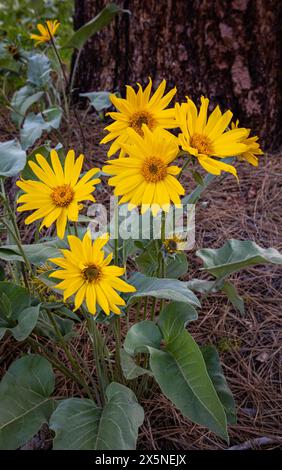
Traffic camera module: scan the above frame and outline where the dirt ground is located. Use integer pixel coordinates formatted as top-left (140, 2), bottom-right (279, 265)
top-left (0, 107), bottom-right (281, 450)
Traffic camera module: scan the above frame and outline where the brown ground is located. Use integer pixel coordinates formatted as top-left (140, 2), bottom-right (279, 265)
top-left (0, 107), bottom-right (281, 450)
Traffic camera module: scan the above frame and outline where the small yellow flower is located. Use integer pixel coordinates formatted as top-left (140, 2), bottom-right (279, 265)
top-left (49, 232), bottom-right (136, 315)
top-left (100, 78), bottom-right (177, 157)
top-left (175, 96), bottom-right (249, 178)
top-left (163, 235), bottom-right (187, 254)
top-left (103, 126), bottom-right (185, 216)
top-left (231, 120), bottom-right (263, 166)
top-left (17, 149), bottom-right (100, 239)
top-left (30, 20), bottom-right (60, 46)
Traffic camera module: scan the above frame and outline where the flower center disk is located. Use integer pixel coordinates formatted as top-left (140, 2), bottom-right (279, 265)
top-left (82, 264), bottom-right (102, 282)
top-left (51, 184), bottom-right (74, 207)
top-left (129, 111), bottom-right (156, 136)
top-left (190, 133), bottom-right (213, 154)
top-left (141, 156), bottom-right (167, 183)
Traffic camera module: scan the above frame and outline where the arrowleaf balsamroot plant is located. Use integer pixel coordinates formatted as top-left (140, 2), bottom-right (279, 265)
top-left (1, 11), bottom-right (282, 452)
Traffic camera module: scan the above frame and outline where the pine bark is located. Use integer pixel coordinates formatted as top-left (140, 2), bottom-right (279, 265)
top-left (72, 0), bottom-right (282, 150)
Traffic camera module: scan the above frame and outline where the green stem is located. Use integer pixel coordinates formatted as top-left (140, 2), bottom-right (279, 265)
top-left (46, 310), bottom-right (95, 401)
top-left (27, 337), bottom-right (88, 391)
top-left (86, 313), bottom-right (106, 405)
top-left (177, 156), bottom-right (190, 181)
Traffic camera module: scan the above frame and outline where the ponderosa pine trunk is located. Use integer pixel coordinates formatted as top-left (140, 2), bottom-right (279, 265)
top-left (72, 0), bottom-right (282, 151)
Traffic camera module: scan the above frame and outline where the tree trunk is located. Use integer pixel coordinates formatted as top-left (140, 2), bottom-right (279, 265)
top-left (72, 0), bottom-right (282, 151)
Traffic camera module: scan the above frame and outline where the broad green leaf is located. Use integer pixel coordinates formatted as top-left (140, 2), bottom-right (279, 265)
top-left (43, 107), bottom-right (63, 129)
top-left (124, 308), bottom-right (228, 440)
top-left (20, 108), bottom-right (62, 150)
top-left (50, 383), bottom-right (144, 450)
top-left (27, 54), bottom-right (51, 87)
top-left (127, 272), bottom-right (200, 308)
top-left (20, 113), bottom-right (49, 150)
top-left (149, 348), bottom-right (228, 440)
top-left (0, 240), bottom-right (63, 265)
top-left (80, 91), bottom-right (113, 112)
top-left (197, 239), bottom-right (282, 278)
top-left (0, 281), bottom-right (29, 314)
top-left (186, 278), bottom-right (217, 293)
top-left (124, 321), bottom-right (162, 357)
top-left (0, 354), bottom-right (55, 450)
top-left (36, 310), bottom-right (75, 342)
top-left (201, 345), bottom-right (236, 425)
top-left (11, 85), bottom-right (44, 127)
top-left (64, 4), bottom-right (127, 49)
top-left (158, 301), bottom-right (198, 334)
top-left (120, 348), bottom-right (152, 380)
top-left (166, 253), bottom-right (188, 278)
top-left (0, 140), bottom-right (26, 177)
top-left (222, 281), bottom-right (244, 314)
top-left (0, 282), bottom-right (40, 341)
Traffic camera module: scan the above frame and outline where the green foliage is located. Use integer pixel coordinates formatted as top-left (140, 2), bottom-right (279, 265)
top-left (197, 239), bottom-right (282, 278)
top-left (0, 240), bottom-right (63, 265)
top-left (80, 91), bottom-right (114, 113)
top-left (136, 240), bottom-right (188, 278)
top-left (124, 302), bottom-right (230, 441)
top-left (0, 354), bottom-right (56, 450)
top-left (128, 272), bottom-right (200, 307)
top-left (120, 348), bottom-right (152, 380)
top-left (50, 383), bottom-right (144, 450)
top-left (0, 139), bottom-right (26, 177)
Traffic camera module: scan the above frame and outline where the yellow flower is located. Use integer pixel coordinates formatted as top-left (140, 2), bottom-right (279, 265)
top-left (100, 78), bottom-right (177, 157)
top-left (49, 232), bottom-right (136, 315)
top-left (175, 96), bottom-right (249, 177)
top-left (231, 120), bottom-right (263, 166)
top-left (163, 234), bottom-right (187, 254)
top-left (17, 149), bottom-right (100, 239)
top-left (103, 126), bottom-right (185, 216)
top-left (30, 20), bottom-right (60, 46)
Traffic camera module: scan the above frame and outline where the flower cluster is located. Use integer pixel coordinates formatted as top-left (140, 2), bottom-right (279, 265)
top-left (16, 78), bottom-right (262, 316)
top-left (101, 79), bottom-right (263, 214)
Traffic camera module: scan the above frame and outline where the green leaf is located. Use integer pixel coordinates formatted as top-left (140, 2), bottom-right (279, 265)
top-left (222, 281), bottom-right (244, 314)
top-left (11, 85), bottom-right (44, 127)
top-left (20, 108), bottom-right (62, 150)
top-left (158, 301), bottom-right (198, 334)
top-left (201, 345), bottom-right (236, 425)
top-left (186, 278), bottom-right (217, 293)
top-left (158, 303), bottom-right (228, 440)
top-left (0, 354), bottom-right (55, 450)
top-left (64, 4), bottom-right (128, 49)
top-left (0, 282), bottom-right (40, 341)
top-left (0, 240), bottom-right (63, 265)
top-left (20, 113), bottom-right (48, 150)
top-left (36, 310), bottom-right (75, 342)
top-left (124, 305), bottom-right (228, 441)
top-left (127, 272), bottom-right (200, 308)
top-left (124, 321), bottom-right (162, 356)
top-left (197, 239), bottom-right (282, 278)
top-left (50, 383), bottom-right (144, 450)
top-left (166, 253), bottom-right (189, 278)
top-left (120, 348), bottom-right (152, 380)
top-left (0, 140), bottom-right (26, 177)
top-left (80, 91), bottom-right (113, 112)
top-left (27, 54), bottom-right (51, 88)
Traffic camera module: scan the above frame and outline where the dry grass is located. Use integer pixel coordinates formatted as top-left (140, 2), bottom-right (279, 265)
top-left (0, 108), bottom-right (281, 450)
